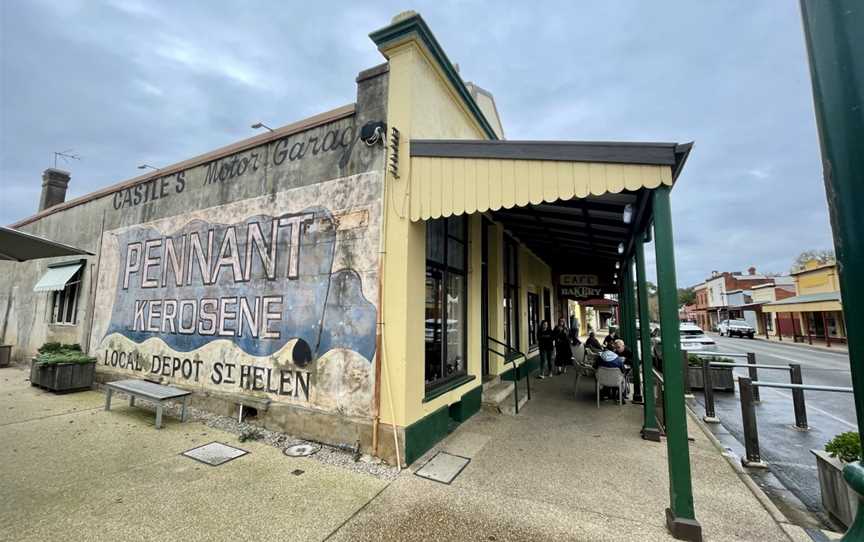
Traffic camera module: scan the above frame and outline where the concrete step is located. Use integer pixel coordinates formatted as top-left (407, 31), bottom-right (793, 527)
top-left (481, 380), bottom-right (513, 406)
top-left (499, 390), bottom-right (530, 416)
top-left (481, 375), bottom-right (501, 391)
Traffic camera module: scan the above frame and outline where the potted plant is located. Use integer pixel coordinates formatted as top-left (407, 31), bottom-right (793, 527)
top-left (812, 431), bottom-right (861, 528)
top-left (30, 343), bottom-right (96, 393)
top-left (0, 344), bottom-right (11, 368)
top-left (686, 354), bottom-right (735, 392)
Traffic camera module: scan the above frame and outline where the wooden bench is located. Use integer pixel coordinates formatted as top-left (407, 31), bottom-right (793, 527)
top-left (104, 379), bottom-right (191, 429)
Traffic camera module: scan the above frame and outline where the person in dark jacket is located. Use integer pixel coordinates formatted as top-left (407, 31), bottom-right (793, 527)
top-left (537, 320), bottom-right (554, 378)
top-left (603, 327), bottom-right (621, 349)
top-left (585, 331), bottom-right (603, 351)
top-left (553, 318), bottom-right (572, 374)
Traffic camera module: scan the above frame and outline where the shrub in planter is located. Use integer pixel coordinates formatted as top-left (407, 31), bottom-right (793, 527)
top-left (30, 343), bottom-right (96, 392)
top-left (686, 355), bottom-right (735, 391)
top-left (813, 432), bottom-right (861, 528)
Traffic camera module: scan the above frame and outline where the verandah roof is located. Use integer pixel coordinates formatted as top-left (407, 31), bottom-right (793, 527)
top-left (408, 140), bottom-right (691, 222)
top-left (406, 139), bottom-right (692, 271)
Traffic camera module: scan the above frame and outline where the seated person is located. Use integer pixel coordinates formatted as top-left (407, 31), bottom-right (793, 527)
top-left (597, 348), bottom-right (629, 401)
top-left (612, 339), bottom-right (633, 371)
top-left (585, 331), bottom-right (603, 351)
top-left (603, 327), bottom-right (620, 349)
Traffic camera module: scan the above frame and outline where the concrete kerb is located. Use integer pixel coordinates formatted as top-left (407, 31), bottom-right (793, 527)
top-left (685, 405), bottom-right (796, 534)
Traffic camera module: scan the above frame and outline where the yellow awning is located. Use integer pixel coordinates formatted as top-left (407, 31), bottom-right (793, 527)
top-left (407, 140), bottom-right (690, 222)
top-left (763, 300), bottom-right (842, 313)
top-left (763, 291), bottom-right (842, 313)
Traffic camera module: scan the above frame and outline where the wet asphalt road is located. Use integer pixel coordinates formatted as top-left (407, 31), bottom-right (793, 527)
top-left (690, 335), bottom-right (856, 522)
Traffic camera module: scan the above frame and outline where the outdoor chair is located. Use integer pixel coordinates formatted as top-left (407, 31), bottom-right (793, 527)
top-left (596, 366), bottom-right (625, 408)
top-left (573, 345), bottom-right (597, 398)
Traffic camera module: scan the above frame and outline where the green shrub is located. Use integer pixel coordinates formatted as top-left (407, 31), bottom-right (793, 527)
top-left (825, 432), bottom-right (862, 463)
top-left (687, 354), bottom-right (734, 367)
top-left (35, 343), bottom-right (95, 364)
top-left (37, 342), bottom-right (64, 354)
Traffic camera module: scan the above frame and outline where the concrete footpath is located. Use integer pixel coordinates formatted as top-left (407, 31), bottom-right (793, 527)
top-left (0, 366), bottom-right (835, 541)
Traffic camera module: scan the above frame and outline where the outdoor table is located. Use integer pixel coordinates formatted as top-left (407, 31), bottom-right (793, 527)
top-left (104, 379), bottom-right (191, 429)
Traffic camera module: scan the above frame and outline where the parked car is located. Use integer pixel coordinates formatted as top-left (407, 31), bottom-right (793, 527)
top-left (718, 319), bottom-right (755, 339)
top-left (650, 322), bottom-right (717, 356)
top-left (679, 322), bottom-right (718, 351)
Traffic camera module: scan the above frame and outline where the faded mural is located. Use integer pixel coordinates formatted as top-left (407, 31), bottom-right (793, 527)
top-left (90, 172), bottom-right (382, 417)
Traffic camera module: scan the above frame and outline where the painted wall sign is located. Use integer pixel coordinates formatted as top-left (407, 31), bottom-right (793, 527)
top-left (91, 173), bottom-right (383, 417)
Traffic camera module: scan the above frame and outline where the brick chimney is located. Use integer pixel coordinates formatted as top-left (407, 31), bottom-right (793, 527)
top-left (748, 266), bottom-right (757, 275)
top-left (39, 168), bottom-right (70, 211)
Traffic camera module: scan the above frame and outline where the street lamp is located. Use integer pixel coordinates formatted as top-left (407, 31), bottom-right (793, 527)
top-left (251, 122), bottom-right (274, 133)
top-left (623, 204), bottom-right (633, 224)
top-left (137, 164), bottom-right (159, 171)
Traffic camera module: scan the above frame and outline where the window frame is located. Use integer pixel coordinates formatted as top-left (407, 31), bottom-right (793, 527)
top-left (503, 235), bottom-right (520, 354)
top-left (527, 291), bottom-right (539, 349)
top-left (424, 216), bottom-right (469, 393)
top-left (51, 268), bottom-right (83, 326)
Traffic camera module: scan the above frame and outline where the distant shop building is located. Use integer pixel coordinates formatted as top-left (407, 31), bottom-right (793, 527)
top-left (763, 260), bottom-right (846, 346)
top-left (691, 267), bottom-right (776, 330)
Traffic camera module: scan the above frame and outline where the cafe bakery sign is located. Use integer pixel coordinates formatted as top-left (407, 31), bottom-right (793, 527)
top-left (559, 274), bottom-right (605, 298)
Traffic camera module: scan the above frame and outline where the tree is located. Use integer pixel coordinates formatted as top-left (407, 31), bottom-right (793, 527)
top-left (791, 249), bottom-right (835, 272)
top-left (678, 287), bottom-right (696, 306)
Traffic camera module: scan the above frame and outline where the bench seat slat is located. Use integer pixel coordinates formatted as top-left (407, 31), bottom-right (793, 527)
top-left (106, 379), bottom-right (191, 401)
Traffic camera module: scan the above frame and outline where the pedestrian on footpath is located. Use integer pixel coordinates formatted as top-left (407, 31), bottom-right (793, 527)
top-left (553, 318), bottom-right (573, 375)
top-left (538, 320), bottom-right (554, 379)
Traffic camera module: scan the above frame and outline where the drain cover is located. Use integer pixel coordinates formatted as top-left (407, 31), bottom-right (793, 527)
top-left (283, 443), bottom-right (321, 457)
top-left (182, 442), bottom-right (248, 466)
top-left (414, 451), bottom-right (470, 484)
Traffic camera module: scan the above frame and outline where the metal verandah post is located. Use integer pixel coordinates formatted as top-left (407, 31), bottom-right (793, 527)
top-left (801, 3), bottom-right (864, 539)
top-left (625, 257), bottom-right (644, 404)
top-left (636, 233), bottom-right (660, 441)
top-left (653, 185), bottom-right (701, 541)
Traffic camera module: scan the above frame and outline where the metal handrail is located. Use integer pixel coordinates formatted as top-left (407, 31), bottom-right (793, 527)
top-left (486, 337), bottom-right (532, 413)
top-left (698, 353), bottom-right (805, 423)
top-left (749, 381), bottom-right (854, 393)
top-left (737, 375), bottom-right (857, 468)
top-left (708, 362), bottom-right (794, 370)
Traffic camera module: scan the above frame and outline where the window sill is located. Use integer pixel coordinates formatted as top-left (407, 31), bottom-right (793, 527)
top-left (49, 322), bottom-right (78, 327)
top-left (423, 374), bottom-right (476, 403)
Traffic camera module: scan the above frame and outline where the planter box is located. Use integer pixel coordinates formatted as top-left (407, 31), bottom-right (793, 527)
top-left (687, 365), bottom-right (734, 392)
top-left (0, 345), bottom-right (11, 368)
top-left (30, 360), bottom-right (95, 392)
top-left (812, 449), bottom-right (859, 528)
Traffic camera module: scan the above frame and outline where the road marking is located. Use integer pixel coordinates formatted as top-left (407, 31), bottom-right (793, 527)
top-left (761, 387), bottom-right (858, 430)
top-left (718, 340), bottom-right (850, 371)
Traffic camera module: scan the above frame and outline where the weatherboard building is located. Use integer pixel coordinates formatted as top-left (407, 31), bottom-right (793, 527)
top-left (2, 13), bottom-right (705, 537)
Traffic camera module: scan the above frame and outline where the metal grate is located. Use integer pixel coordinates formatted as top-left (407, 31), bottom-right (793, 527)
top-left (182, 442), bottom-right (248, 466)
top-left (414, 451), bottom-right (471, 484)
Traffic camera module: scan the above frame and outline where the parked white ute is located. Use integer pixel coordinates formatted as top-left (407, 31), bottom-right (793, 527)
top-left (680, 322), bottom-right (718, 351)
top-left (718, 319), bottom-right (755, 339)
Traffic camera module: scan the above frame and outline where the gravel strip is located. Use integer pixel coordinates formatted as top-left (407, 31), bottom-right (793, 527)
top-left (106, 391), bottom-right (401, 481)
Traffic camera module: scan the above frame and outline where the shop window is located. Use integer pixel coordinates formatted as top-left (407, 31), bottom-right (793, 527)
top-left (527, 292), bottom-right (539, 348)
top-left (51, 268), bottom-right (82, 325)
top-left (503, 236), bottom-right (520, 353)
top-left (425, 216), bottom-right (468, 391)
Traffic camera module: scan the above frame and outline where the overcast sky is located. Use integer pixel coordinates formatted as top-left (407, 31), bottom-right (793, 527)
top-left (0, 1), bottom-right (834, 286)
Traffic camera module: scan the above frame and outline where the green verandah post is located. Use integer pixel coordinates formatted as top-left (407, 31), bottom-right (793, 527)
top-left (625, 257), bottom-right (644, 403)
top-left (653, 185), bottom-right (701, 541)
top-left (800, 3), bottom-right (864, 539)
top-left (636, 232), bottom-right (660, 441)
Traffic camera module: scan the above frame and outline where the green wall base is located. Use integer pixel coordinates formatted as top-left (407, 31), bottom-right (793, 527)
top-left (404, 385), bottom-right (483, 465)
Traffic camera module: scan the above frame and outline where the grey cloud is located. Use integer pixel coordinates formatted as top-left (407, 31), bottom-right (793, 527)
top-left (0, 1), bottom-right (833, 286)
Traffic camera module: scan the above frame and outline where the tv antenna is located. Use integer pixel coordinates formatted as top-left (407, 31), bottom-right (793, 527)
top-left (52, 149), bottom-right (81, 168)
